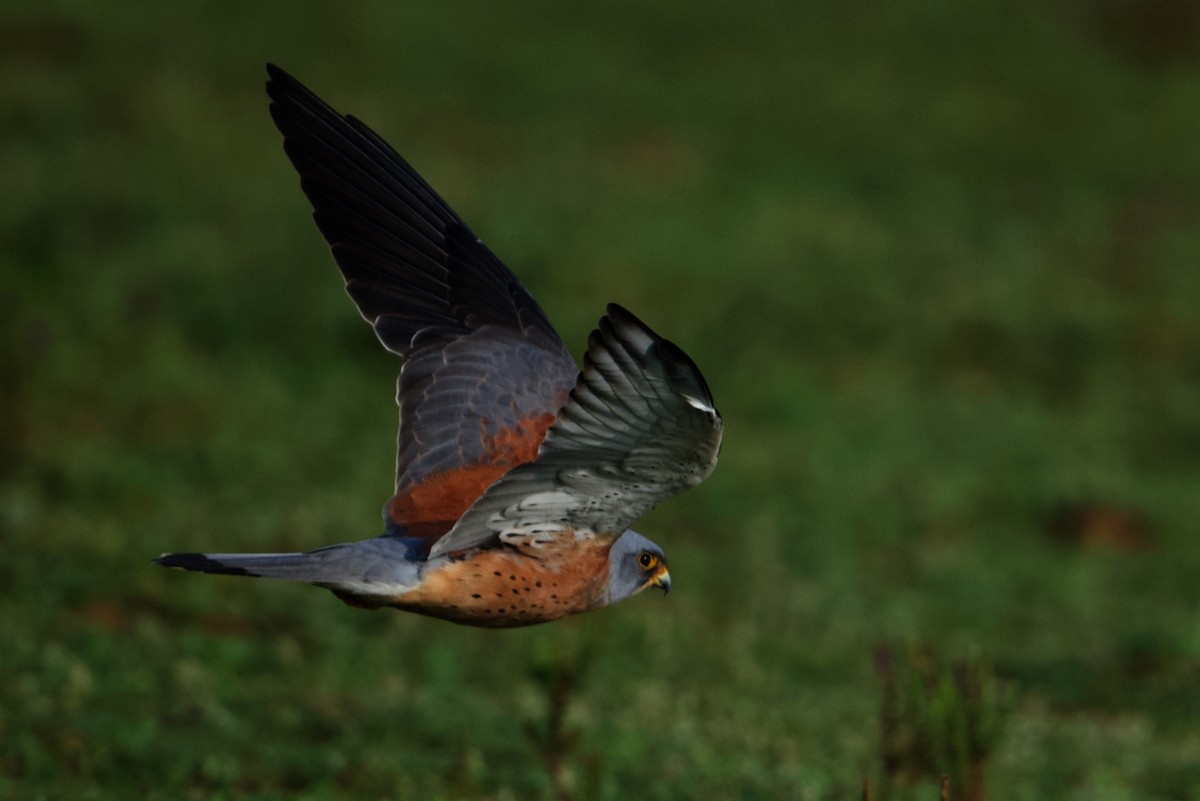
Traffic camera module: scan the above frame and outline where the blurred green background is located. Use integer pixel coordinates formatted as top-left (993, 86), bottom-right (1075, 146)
top-left (4, 0), bottom-right (1200, 798)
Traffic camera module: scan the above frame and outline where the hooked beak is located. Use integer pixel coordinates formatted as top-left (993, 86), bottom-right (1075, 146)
top-left (650, 565), bottom-right (672, 595)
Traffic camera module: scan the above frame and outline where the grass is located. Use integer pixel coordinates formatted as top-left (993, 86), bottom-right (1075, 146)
top-left (3, 0), bottom-right (1200, 798)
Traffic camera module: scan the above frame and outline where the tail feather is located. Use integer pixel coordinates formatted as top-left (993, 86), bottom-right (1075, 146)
top-left (154, 538), bottom-right (425, 591)
top-left (154, 551), bottom-right (318, 580)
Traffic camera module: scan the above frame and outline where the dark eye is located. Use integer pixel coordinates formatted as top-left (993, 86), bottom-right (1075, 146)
top-left (638, 552), bottom-right (657, 569)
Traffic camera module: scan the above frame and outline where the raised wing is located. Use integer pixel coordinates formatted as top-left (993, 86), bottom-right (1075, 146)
top-left (266, 65), bottom-right (579, 541)
top-left (429, 304), bottom-right (722, 557)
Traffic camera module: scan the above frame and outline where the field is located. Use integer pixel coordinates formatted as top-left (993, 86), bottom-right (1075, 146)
top-left (4, 0), bottom-right (1200, 798)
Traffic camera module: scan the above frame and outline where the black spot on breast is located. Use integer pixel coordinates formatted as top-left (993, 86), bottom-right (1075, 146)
top-left (472, 594), bottom-right (482, 599)
top-left (535, 580), bottom-right (542, 587)
top-left (509, 575), bottom-right (516, 581)
top-left (493, 571), bottom-right (502, 576)
top-left (511, 589), bottom-right (519, 595)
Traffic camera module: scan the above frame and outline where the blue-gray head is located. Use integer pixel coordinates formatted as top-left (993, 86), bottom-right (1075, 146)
top-left (605, 530), bottom-right (671, 605)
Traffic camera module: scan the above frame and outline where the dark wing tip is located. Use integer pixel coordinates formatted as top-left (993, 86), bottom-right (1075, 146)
top-left (265, 63), bottom-right (296, 106)
top-left (599, 303), bottom-right (718, 413)
top-left (264, 63), bottom-right (302, 99)
top-left (154, 553), bottom-right (252, 576)
top-left (264, 64), bottom-right (336, 131)
top-left (605, 301), bottom-right (633, 319)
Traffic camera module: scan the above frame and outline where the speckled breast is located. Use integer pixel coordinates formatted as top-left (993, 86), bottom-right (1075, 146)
top-left (390, 537), bottom-right (613, 627)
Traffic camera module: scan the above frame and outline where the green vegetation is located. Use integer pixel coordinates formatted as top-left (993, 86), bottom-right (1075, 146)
top-left (4, 0), bottom-right (1200, 798)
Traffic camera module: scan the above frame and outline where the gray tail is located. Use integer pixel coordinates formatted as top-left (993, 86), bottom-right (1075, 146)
top-left (154, 551), bottom-right (329, 581)
top-left (154, 539), bottom-right (421, 590)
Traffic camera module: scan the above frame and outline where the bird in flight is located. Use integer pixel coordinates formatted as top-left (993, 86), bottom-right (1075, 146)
top-left (155, 65), bottom-right (723, 627)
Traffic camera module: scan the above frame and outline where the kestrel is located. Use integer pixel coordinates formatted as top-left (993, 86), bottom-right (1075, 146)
top-left (155, 65), bottom-right (723, 628)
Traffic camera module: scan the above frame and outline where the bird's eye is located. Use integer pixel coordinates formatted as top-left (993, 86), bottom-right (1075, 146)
top-left (638, 552), bottom-right (657, 569)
